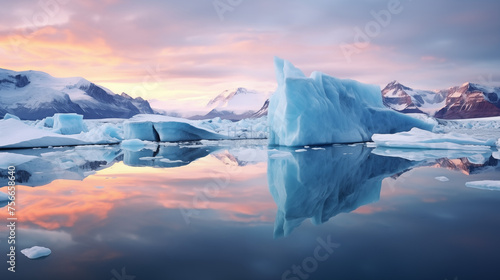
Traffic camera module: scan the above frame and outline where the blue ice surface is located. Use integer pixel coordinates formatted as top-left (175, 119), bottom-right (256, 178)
top-left (268, 57), bottom-right (434, 146)
top-left (3, 113), bottom-right (20, 120)
top-left (124, 118), bottom-right (226, 142)
top-left (44, 116), bottom-right (54, 128)
top-left (52, 113), bottom-right (88, 135)
top-left (124, 121), bottom-right (159, 141)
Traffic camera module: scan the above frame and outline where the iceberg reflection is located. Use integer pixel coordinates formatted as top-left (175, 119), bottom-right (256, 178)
top-left (268, 144), bottom-right (418, 237)
top-left (123, 144), bottom-right (222, 168)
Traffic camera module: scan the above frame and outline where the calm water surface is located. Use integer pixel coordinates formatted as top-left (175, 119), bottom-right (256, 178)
top-left (1, 141), bottom-right (500, 280)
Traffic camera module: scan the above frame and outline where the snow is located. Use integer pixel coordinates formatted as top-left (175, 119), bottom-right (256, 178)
top-left (21, 246), bottom-right (51, 259)
top-left (206, 88), bottom-right (269, 115)
top-left (53, 113), bottom-right (87, 135)
top-left (268, 57), bottom-right (434, 146)
top-left (465, 180), bottom-right (500, 191)
top-left (372, 128), bottom-right (497, 150)
top-left (3, 113), bottom-right (20, 120)
top-left (435, 176), bottom-right (449, 182)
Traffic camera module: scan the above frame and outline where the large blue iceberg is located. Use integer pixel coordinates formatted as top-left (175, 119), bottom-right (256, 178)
top-left (268, 58), bottom-right (434, 146)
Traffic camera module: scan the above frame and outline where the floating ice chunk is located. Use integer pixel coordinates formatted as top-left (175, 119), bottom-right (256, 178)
top-left (295, 149), bottom-right (307, 152)
top-left (268, 57), bottom-right (433, 146)
top-left (435, 176), bottom-right (449, 182)
top-left (0, 119), bottom-right (88, 148)
top-left (311, 147), bottom-right (326, 151)
top-left (124, 114), bottom-right (226, 142)
top-left (3, 113), bottom-right (20, 120)
top-left (153, 122), bottom-right (226, 142)
top-left (466, 180), bottom-right (500, 191)
top-left (21, 246), bottom-right (51, 259)
top-left (372, 128), bottom-right (496, 150)
top-left (53, 113), bottom-right (88, 135)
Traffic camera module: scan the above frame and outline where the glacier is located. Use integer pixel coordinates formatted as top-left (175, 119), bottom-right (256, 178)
top-left (268, 57), bottom-right (434, 146)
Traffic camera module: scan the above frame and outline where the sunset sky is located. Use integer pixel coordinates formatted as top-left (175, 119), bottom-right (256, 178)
top-left (1, 0), bottom-right (499, 112)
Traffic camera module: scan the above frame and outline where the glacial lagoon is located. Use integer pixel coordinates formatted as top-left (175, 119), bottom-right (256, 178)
top-left (1, 141), bottom-right (500, 280)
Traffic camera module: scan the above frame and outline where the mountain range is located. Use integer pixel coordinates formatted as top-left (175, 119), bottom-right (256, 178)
top-left (190, 87), bottom-right (269, 120)
top-left (382, 81), bottom-right (500, 119)
top-left (0, 69), bottom-right (155, 120)
top-left (1, 67), bottom-right (499, 121)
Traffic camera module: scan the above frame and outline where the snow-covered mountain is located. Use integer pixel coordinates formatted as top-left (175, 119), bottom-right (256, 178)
top-left (434, 83), bottom-right (500, 119)
top-left (382, 81), bottom-right (500, 119)
top-left (0, 68), bottom-right (155, 120)
top-left (382, 81), bottom-right (447, 115)
top-left (192, 88), bottom-right (269, 120)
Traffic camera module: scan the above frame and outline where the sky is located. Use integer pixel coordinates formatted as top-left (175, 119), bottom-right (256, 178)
top-left (0, 0), bottom-right (499, 112)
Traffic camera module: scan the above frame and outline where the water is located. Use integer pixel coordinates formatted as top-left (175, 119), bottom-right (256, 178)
top-left (1, 141), bottom-right (500, 280)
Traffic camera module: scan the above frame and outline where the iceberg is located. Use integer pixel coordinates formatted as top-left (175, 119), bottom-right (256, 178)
top-left (435, 176), bottom-right (450, 182)
top-left (52, 113), bottom-right (87, 135)
top-left (465, 180), bottom-right (500, 191)
top-left (124, 121), bottom-right (159, 141)
top-left (268, 57), bottom-right (434, 146)
top-left (0, 119), bottom-right (88, 148)
top-left (124, 115), bottom-right (227, 142)
top-left (21, 246), bottom-right (51, 259)
top-left (372, 128), bottom-right (497, 150)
